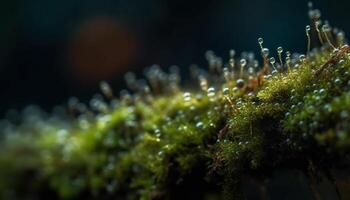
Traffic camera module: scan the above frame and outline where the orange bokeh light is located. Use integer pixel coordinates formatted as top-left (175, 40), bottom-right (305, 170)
top-left (69, 16), bottom-right (137, 84)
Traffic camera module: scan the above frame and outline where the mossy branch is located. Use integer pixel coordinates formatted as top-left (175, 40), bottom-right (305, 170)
top-left (1, 3), bottom-right (350, 200)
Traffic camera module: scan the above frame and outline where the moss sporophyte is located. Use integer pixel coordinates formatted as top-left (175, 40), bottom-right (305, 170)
top-left (1, 2), bottom-right (350, 200)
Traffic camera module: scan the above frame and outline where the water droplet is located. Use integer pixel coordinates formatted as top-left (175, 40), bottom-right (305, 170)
top-left (222, 87), bottom-right (230, 96)
top-left (253, 60), bottom-right (259, 68)
top-left (231, 87), bottom-right (238, 94)
top-left (183, 92), bottom-right (192, 102)
top-left (299, 54), bottom-right (306, 63)
top-left (207, 87), bottom-right (216, 101)
top-left (229, 58), bottom-right (235, 68)
top-left (306, 25), bottom-right (311, 32)
top-left (299, 121), bottom-right (304, 126)
top-left (319, 88), bottom-right (325, 94)
top-left (309, 9), bottom-right (321, 19)
top-left (324, 104), bottom-right (332, 112)
top-left (229, 49), bottom-right (235, 58)
top-left (158, 151), bottom-right (164, 157)
top-left (308, 1), bottom-right (313, 9)
top-left (199, 76), bottom-right (208, 92)
top-left (291, 105), bottom-right (296, 110)
top-left (286, 51), bottom-right (291, 57)
top-left (286, 138), bottom-right (291, 145)
top-left (333, 48), bottom-right (340, 55)
top-left (262, 48), bottom-right (269, 57)
top-left (340, 110), bottom-right (349, 119)
top-left (334, 78), bottom-right (341, 85)
top-left (196, 122), bottom-right (204, 129)
top-left (277, 47), bottom-right (283, 54)
top-left (322, 24), bottom-right (330, 32)
top-left (236, 79), bottom-right (245, 88)
top-left (100, 81), bottom-right (113, 98)
top-left (155, 129), bottom-right (161, 137)
top-left (240, 59), bottom-right (247, 68)
top-left (223, 67), bottom-right (230, 80)
top-left (286, 57), bottom-right (291, 66)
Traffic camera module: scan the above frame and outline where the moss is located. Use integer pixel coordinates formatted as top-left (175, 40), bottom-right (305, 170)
top-left (2, 4), bottom-right (350, 200)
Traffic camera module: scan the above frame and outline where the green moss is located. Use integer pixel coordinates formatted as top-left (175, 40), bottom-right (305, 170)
top-left (2, 5), bottom-right (350, 200)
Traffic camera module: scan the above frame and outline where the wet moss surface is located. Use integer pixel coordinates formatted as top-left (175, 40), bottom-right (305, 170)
top-left (1, 4), bottom-right (350, 200)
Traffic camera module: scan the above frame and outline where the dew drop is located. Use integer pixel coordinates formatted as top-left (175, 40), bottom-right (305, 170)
top-left (240, 59), bottom-right (247, 68)
top-left (229, 49), bottom-right (236, 58)
top-left (319, 88), bottom-right (325, 95)
top-left (277, 47), bottom-right (283, 54)
top-left (99, 81), bottom-right (113, 98)
top-left (322, 24), bottom-right (330, 32)
top-left (229, 58), bottom-right (235, 68)
top-left (340, 110), bottom-right (349, 119)
top-left (207, 87), bottom-right (216, 101)
top-left (236, 79), bottom-right (245, 88)
top-left (285, 112), bottom-right (290, 118)
top-left (158, 151), bottom-right (164, 157)
top-left (332, 48), bottom-right (340, 55)
top-left (196, 122), bottom-right (204, 129)
top-left (306, 25), bottom-right (311, 32)
top-left (199, 76), bottom-right (208, 92)
top-left (308, 1), bottom-right (313, 9)
top-left (222, 87), bottom-right (230, 96)
top-left (155, 129), bottom-right (161, 137)
top-left (262, 48), bottom-right (270, 57)
top-left (334, 78), bottom-right (341, 85)
top-left (183, 92), bottom-right (192, 102)
top-left (253, 60), bottom-right (259, 68)
top-left (286, 51), bottom-right (291, 57)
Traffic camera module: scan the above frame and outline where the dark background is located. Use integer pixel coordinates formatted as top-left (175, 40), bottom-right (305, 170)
top-left (0, 0), bottom-right (349, 115)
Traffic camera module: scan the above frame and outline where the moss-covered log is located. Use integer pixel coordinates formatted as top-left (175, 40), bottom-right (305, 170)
top-left (1, 3), bottom-right (350, 200)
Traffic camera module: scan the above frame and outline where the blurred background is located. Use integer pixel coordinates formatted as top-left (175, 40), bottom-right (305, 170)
top-left (0, 0), bottom-right (349, 115)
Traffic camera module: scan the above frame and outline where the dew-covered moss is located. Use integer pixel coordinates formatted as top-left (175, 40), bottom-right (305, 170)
top-left (1, 3), bottom-right (350, 200)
